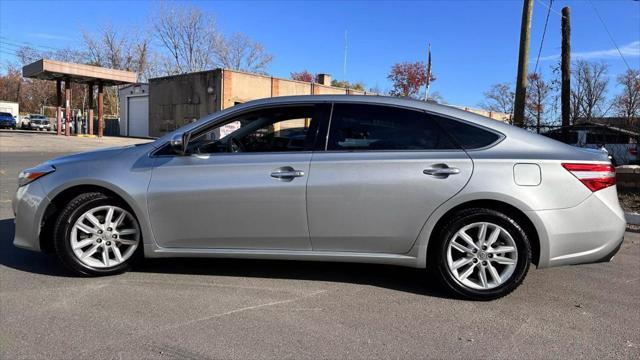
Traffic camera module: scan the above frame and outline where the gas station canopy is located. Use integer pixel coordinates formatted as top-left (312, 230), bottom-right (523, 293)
top-left (23, 59), bottom-right (136, 86)
top-left (22, 59), bottom-right (137, 137)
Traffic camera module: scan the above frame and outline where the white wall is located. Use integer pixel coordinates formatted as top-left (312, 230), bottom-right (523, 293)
top-left (0, 101), bottom-right (19, 117)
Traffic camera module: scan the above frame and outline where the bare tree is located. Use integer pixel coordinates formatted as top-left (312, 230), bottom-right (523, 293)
top-left (0, 66), bottom-right (22, 103)
top-left (214, 32), bottom-right (273, 74)
top-left (82, 24), bottom-right (153, 80)
top-left (153, 3), bottom-right (218, 74)
top-left (612, 68), bottom-right (640, 127)
top-left (571, 60), bottom-right (609, 123)
top-left (525, 72), bottom-right (552, 132)
top-left (480, 83), bottom-right (515, 121)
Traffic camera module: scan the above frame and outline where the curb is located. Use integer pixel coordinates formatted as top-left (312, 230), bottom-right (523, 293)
top-left (626, 212), bottom-right (640, 225)
top-left (0, 129), bottom-right (56, 135)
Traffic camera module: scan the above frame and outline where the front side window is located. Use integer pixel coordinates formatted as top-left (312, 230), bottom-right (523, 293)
top-left (187, 106), bottom-right (319, 154)
top-left (327, 104), bottom-right (458, 151)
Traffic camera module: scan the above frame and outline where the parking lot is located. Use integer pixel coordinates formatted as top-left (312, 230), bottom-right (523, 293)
top-left (1, 132), bottom-right (639, 359)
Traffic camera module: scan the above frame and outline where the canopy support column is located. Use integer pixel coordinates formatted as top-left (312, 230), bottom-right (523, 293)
top-left (98, 82), bottom-right (104, 138)
top-left (56, 79), bottom-right (62, 135)
top-left (87, 82), bottom-right (94, 135)
top-left (64, 78), bottom-right (71, 136)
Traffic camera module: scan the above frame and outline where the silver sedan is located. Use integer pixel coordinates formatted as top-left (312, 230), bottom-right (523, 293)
top-left (13, 95), bottom-right (626, 300)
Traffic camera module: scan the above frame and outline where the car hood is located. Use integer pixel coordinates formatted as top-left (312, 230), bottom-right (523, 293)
top-left (44, 144), bottom-right (144, 166)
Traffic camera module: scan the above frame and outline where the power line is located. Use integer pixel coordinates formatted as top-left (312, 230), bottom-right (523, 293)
top-left (588, 0), bottom-right (633, 72)
top-left (534, 0), bottom-right (553, 74)
top-left (0, 37), bottom-right (62, 52)
top-left (535, 0), bottom-right (565, 19)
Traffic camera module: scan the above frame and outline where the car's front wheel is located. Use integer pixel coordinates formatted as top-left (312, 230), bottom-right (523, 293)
top-left (53, 192), bottom-right (141, 276)
top-left (431, 208), bottom-right (531, 300)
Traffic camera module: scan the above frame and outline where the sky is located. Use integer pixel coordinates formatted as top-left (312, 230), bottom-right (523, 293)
top-left (1, 0), bottom-right (639, 108)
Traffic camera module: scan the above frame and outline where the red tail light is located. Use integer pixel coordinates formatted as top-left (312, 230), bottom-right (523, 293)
top-left (630, 146), bottom-right (638, 156)
top-left (562, 163), bottom-right (616, 192)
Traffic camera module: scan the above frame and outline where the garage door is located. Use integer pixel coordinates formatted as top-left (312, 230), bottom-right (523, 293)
top-left (127, 96), bottom-right (148, 137)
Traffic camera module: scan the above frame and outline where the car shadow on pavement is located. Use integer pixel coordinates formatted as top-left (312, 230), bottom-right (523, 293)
top-left (135, 257), bottom-right (451, 298)
top-left (0, 218), bottom-right (70, 277)
top-left (0, 217), bottom-right (451, 297)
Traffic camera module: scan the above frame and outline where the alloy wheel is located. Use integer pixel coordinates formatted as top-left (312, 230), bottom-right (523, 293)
top-left (70, 205), bottom-right (140, 268)
top-left (445, 222), bottom-right (518, 290)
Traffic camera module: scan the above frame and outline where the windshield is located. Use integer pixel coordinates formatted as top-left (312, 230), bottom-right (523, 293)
top-left (0, 112), bottom-right (12, 117)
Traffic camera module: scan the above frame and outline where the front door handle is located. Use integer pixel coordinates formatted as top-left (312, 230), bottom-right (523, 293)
top-left (271, 170), bottom-right (305, 178)
top-left (423, 165), bottom-right (460, 177)
top-left (271, 166), bottom-right (305, 181)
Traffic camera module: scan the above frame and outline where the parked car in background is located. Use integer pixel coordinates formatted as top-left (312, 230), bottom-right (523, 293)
top-left (0, 112), bottom-right (17, 129)
top-left (13, 95), bottom-right (626, 300)
top-left (21, 114), bottom-right (52, 131)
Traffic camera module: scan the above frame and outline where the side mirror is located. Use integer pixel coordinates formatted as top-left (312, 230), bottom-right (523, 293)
top-left (170, 133), bottom-right (187, 155)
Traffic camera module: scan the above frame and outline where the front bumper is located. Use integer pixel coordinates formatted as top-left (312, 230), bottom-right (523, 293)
top-left (13, 181), bottom-right (50, 252)
top-left (0, 121), bottom-right (16, 127)
top-left (531, 186), bottom-right (627, 268)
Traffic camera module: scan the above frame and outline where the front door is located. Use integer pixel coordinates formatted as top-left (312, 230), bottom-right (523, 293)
top-left (147, 104), bottom-right (326, 250)
top-left (307, 103), bottom-right (473, 254)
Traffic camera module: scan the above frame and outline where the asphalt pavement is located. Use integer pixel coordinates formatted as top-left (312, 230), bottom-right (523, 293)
top-left (1, 132), bottom-right (638, 359)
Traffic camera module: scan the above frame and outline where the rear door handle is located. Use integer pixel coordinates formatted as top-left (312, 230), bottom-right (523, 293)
top-left (423, 165), bottom-right (460, 177)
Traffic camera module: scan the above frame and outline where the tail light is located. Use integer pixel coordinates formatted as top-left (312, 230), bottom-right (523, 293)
top-left (630, 146), bottom-right (638, 156)
top-left (561, 163), bottom-right (616, 192)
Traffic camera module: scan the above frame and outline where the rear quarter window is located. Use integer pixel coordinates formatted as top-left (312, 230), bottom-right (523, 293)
top-left (436, 117), bottom-right (502, 149)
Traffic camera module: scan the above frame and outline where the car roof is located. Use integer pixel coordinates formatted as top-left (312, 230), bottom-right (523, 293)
top-left (154, 95), bottom-right (598, 161)
top-left (177, 95), bottom-right (515, 135)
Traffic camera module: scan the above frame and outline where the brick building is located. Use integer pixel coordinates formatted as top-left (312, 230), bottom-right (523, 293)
top-left (147, 69), bottom-right (372, 137)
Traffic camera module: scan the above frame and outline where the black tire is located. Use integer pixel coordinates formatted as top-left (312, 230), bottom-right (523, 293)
top-left (430, 208), bottom-right (531, 301)
top-left (53, 192), bottom-right (141, 276)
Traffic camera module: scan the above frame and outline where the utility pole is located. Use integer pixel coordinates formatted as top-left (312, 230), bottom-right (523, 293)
top-left (561, 6), bottom-right (571, 140)
top-left (513, 0), bottom-right (534, 127)
top-left (424, 43), bottom-right (432, 101)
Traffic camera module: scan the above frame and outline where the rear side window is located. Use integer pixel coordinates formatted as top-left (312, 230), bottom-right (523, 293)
top-left (327, 104), bottom-right (459, 151)
top-left (436, 118), bottom-right (501, 149)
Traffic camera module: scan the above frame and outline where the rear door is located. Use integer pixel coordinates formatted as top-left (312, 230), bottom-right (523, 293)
top-left (307, 103), bottom-right (473, 254)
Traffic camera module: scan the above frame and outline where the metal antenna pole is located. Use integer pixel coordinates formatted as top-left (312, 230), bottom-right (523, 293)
top-left (343, 30), bottom-right (348, 81)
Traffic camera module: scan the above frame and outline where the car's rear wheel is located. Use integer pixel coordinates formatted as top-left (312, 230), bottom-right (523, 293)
top-left (431, 208), bottom-right (531, 300)
top-left (53, 192), bottom-right (141, 276)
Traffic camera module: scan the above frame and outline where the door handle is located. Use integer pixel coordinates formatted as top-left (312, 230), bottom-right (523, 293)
top-left (423, 165), bottom-right (460, 176)
top-left (270, 170), bottom-right (305, 179)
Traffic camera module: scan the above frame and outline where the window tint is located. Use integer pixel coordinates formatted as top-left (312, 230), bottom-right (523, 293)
top-left (436, 118), bottom-right (501, 149)
top-left (327, 104), bottom-right (458, 151)
top-left (188, 106), bottom-right (319, 154)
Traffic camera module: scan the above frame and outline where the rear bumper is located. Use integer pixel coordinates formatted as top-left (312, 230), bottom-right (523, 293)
top-left (588, 237), bottom-right (623, 263)
top-left (530, 186), bottom-right (627, 268)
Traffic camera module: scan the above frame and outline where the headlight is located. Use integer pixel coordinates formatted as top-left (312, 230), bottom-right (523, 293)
top-left (18, 164), bottom-right (55, 187)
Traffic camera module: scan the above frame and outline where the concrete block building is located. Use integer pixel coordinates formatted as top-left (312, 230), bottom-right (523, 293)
top-left (148, 69), bottom-right (372, 137)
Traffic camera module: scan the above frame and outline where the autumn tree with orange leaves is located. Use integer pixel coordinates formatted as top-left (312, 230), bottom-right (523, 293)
top-left (387, 61), bottom-right (433, 99)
